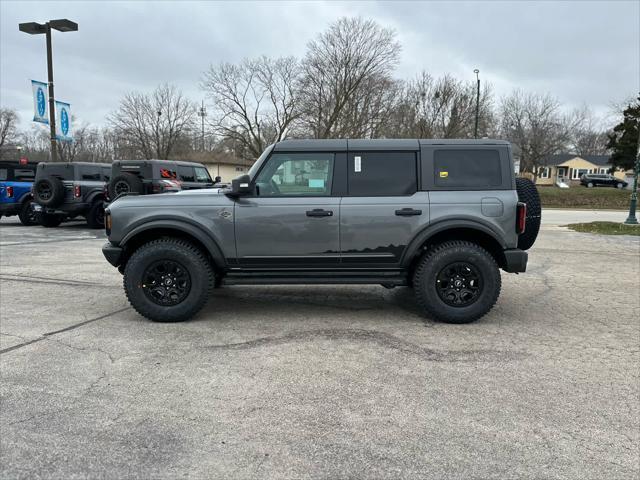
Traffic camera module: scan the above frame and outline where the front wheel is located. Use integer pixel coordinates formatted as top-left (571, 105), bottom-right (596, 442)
top-left (86, 201), bottom-right (105, 229)
top-left (587, 182), bottom-right (594, 188)
top-left (123, 238), bottom-right (214, 322)
top-left (616, 183), bottom-right (624, 189)
top-left (413, 241), bottom-right (501, 324)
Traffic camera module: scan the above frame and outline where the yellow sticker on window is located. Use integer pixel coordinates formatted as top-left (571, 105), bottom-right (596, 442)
top-left (439, 171), bottom-right (448, 178)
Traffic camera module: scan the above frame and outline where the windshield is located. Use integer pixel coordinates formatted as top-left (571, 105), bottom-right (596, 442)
top-left (247, 144), bottom-right (274, 179)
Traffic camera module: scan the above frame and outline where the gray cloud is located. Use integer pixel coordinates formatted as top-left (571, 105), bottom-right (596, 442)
top-left (1, 0), bottom-right (638, 130)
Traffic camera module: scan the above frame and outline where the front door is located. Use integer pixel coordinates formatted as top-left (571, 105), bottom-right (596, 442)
top-left (234, 151), bottom-right (340, 267)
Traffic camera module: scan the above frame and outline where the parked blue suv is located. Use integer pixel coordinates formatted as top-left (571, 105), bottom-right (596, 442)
top-left (0, 157), bottom-right (39, 226)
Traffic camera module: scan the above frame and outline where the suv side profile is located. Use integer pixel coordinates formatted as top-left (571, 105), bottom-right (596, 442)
top-left (33, 162), bottom-right (110, 228)
top-left (103, 139), bottom-right (541, 324)
top-left (107, 160), bottom-right (213, 199)
top-left (0, 158), bottom-right (39, 225)
top-left (580, 173), bottom-right (627, 189)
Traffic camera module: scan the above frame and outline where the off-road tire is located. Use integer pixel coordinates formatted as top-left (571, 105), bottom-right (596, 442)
top-left (109, 173), bottom-right (143, 199)
top-left (38, 212), bottom-right (63, 228)
top-left (123, 238), bottom-right (214, 322)
top-left (34, 177), bottom-right (65, 207)
top-left (18, 198), bottom-right (38, 226)
top-left (515, 178), bottom-right (541, 250)
top-left (413, 241), bottom-right (501, 324)
top-left (86, 200), bottom-right (105, 229)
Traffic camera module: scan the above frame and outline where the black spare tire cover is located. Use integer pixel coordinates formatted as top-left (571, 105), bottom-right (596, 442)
top-left (515, 177), bottom-right (541, 250)
top-left (34, 177), bottom-right (65, 207)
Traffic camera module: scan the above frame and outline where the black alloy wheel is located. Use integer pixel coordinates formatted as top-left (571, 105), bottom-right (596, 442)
top-left (436, 262), bottom-right (483, 307)
top-left (141, 260), bottom-right (192, 306)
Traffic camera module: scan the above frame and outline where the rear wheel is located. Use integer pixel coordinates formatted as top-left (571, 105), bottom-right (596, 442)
top-left (86, 201), bottom-right (105, 229)
top-left (18, 199), bottom-right (38, 226)
top-left (123, 238), bottom-right (214, 322)
top-left (38, 212), bottom-right (63, 228)
top-left (413, 241), bottom-right (501, 324)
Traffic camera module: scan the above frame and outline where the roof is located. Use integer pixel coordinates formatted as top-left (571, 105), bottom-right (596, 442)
top-left (39, 161), bottom-right (111, 167)
top-left (114, 159), bottom-right (207, 168)
top-left (541, 154), bottom-right (611, 167)
top-left (273, 138), bottom-right (509, 152)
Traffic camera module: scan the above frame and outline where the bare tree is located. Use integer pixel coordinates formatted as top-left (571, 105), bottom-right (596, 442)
top-left (202, 56), bottom-right (300, 160)
top-left (299, 17), bottom-right (401, 138)
top-left (108, 84), bottom-right (197, 159)
top-left (0, 109), bottom-right (19, 148)
top-left (384, 72), bottom-right (496, 139)
top-left (500, 90), bottom-right (572, 175)
top-left (568, 106), bottom-right (611, 156)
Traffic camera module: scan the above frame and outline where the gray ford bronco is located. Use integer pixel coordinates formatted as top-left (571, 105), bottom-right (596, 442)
top-left (103, 139), bottom-right (540, 324)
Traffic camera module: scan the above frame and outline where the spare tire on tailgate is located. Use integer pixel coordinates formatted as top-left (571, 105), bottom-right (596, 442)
top-left (109, 173), bottom-right (143, 199)
top-left (515, 178), bottom-right (541, 250)
top-left (34, 177), bottom-right (65, 207)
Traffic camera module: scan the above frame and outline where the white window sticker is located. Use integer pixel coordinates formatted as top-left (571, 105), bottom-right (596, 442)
top-left (308, 179), bottom-right (325, 188)
top-left (354, 156), bottom-right (361, 172)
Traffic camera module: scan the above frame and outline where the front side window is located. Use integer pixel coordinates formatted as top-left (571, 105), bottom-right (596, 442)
top-left (194, 167), bottom-right (211, 183)
top-left (255, 153), bottom-right (334, 196)
top-left (434, 149), bottom-right (501, 188)
top-left (349, 152), bottom-right (417, 196)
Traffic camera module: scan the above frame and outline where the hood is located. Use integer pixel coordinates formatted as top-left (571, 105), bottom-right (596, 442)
top-left (109, 188), bottom-right (232, 209)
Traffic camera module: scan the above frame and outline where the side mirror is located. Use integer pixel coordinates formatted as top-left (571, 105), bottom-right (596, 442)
top-left (228, 174), bottom-right (252, 196)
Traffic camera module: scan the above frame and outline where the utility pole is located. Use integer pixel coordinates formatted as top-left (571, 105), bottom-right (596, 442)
top-left (474, 69), bottom-right (480, 139)
top-left (198, 101), bottom-right (206, 151)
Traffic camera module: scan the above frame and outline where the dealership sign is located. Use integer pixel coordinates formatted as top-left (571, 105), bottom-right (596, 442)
top-left (31, 80), bottom-right (49, 124)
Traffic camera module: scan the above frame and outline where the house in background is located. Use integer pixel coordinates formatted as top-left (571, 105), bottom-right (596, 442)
top-left (533, 154), bottom-right (627, 187)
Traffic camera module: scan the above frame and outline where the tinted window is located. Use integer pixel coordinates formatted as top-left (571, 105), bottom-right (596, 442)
top-left (434, 149), bottom-right (501, 188)
top-left (14, 169), bottom-right (35, 181)
top-left (178, 166), bottom-right (195, 182)
top-left (349, 152), bottom-right (416, 196)
top-left (0, 169), bottom-right (7, 181)
top-left (255, 153), bottom-right (334, 196)
top-left (159, 167), bottom-right (177, 179)
top-left (194, 167), bottom-right (211, 183)
top-left (80, 165), bottom-right (102, 181)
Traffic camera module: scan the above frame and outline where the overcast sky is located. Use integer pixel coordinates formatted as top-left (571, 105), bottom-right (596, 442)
top-left (1, 0), bottom-right (638, 131)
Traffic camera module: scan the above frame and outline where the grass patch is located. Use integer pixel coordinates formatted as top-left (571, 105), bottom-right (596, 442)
top-left (565, 221), bottom-right (640, 236)
top-left (538, 186), bottom-right (630, 209)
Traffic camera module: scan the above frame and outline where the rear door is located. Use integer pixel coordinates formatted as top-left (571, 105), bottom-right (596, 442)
top-left (234, 151), bottom-right (340, 267)
top-left (340, 150), bottom-right (428, 267)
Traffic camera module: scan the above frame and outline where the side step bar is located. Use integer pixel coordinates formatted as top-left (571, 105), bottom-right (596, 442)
top-left (222, 270), bottom-right (408, 286)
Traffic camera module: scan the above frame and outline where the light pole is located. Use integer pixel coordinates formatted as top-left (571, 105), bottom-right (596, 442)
top-left (198, 101), bottom-right (207, 151)
top-left (623, 125), bottom-right (640, 225)
top-left (473, 69), bottom-right (480, 139)
top-left (19, 19), bottom-right (78, 163)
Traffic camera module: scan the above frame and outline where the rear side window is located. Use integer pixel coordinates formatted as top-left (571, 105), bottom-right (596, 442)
top-left (178, 166), bottom-right (195, 182)
top-left (348, 152), bottom-right (417, 196)
top-left (0, 169), bottom-right (7, 181)
top-left (79, 165), bottom-right (102, 181)
top-left (14, 169), bottom-right (35, 181)
top-left (434, 149), bottom-right (502, 188)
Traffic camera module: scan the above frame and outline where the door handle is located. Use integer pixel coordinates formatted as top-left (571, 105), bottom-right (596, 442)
top-left (306, 209), bottom-right (333, 217)
top-left (395, 208), bottom-right (422, 216)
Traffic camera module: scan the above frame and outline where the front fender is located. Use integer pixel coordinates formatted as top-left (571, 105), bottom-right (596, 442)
top-left (120, 218), bottom-right (227, 269)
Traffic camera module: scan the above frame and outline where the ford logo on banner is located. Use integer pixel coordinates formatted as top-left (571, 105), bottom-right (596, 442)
top-left (31, 80), bottom-right (49, 124)
top-left (55, 100), bottom-right (73, 142)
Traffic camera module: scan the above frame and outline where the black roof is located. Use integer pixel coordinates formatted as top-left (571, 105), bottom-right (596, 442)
top-left (273, 138), bottom-right (509, 152)
top-left (38, 162), bottom-right (111, 168)
top-left (540, 154), bottom-right (611, 166)
top-left (113, 159), bottom-right (207, 168)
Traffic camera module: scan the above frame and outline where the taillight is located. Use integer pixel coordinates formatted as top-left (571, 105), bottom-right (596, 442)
top-left (6, 186), bottom-right (14, 198)
top-left (105, 210), bottom-right (112, 235)
top-left (74, 184), bottom-right (81, 198)
top-left (516, 202), bottom-right (526, 234)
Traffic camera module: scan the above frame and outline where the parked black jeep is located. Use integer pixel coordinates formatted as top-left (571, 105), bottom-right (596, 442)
top-left (33, 162), bottom-right (111, 228)
top-left (107, 160), bottom-right (213, 199)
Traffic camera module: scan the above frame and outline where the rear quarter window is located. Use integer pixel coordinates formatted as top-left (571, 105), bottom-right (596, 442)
top-left (0, 169), bottom-right (7, 181)
top-left (434, 149), bottom-right (502, 188)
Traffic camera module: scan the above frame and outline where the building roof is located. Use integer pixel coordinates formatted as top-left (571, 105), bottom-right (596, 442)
top-left (541, 154), bottom-right (611, 167)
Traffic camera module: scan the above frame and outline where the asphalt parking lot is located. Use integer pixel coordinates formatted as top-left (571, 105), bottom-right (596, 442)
top-left (1, 212), bottom-right (639, 479)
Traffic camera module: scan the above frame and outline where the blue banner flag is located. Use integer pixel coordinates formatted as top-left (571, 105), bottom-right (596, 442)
top-left (31, 80), bottom-right (49, 124)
